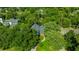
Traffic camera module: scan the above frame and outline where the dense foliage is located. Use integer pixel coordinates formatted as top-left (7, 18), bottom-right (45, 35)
top-left (64, 30), bottom-right (79, 51)
top-left (0, 7), bottom-right (79, 51)
top-left (0, 23), bottom-right (39, 50)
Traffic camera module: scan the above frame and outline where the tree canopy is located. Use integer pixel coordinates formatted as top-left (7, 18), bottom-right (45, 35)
top-left (0, 7), bottom-right (79, 51)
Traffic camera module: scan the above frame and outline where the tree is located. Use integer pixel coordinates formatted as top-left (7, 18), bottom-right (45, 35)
top-left (64, 30), bottom-right (78, 51)
top-left (62, 18), bottom-right (71, 28)
top-left (44, 21), bottom-right (61, 31)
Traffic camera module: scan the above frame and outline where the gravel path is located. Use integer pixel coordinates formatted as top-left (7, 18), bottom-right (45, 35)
top-left (60, 27), bottom-right (79, 35)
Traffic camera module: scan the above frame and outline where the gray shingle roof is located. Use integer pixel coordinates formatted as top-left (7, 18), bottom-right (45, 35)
top-left (31, 24), bottom-right (44, 35)
top-left (4, 19), bottom-right (18, 26)
top-left (0, 18), bottom-right (19, 27)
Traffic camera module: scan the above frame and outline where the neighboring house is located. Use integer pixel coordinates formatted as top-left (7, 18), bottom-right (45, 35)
top-left (3, 18), bottom-right (19, 27)
top-left (31, 23), bottom-right (44, 35)
top-left (0, 18), bottom-right (19, 27)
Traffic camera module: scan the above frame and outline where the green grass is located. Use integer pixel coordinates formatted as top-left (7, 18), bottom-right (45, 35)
top-left (36, 30), bottom-right (66, 51)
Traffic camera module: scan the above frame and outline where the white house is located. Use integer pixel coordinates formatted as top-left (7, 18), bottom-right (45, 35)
top-left (0, 18), bottom-right (19, 27)
top-left (3, 18), bottom-right (19, 27)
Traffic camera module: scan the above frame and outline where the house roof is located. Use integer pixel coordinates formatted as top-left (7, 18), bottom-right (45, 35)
top-left (31, 24), bottom-right (40, 32)
top-left (2, 18), bottom-right (19, 27)
top-left (5, 18), bottom-right (19, 23)
top-left (31, 23), bottom-right (44, 35)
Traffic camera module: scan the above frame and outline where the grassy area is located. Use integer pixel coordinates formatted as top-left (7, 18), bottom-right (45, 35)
top-left (36, 30), bottom-right (66, 51)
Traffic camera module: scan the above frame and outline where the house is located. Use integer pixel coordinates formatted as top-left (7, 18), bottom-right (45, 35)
top-left (31, 23), bottom-right (44, 35)
top-left (31, 24), bottom-right (40, 35)
top-left (0, 18), bottom-right (19, 27)
top-left (3, 18), bottom-right (19, 27)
